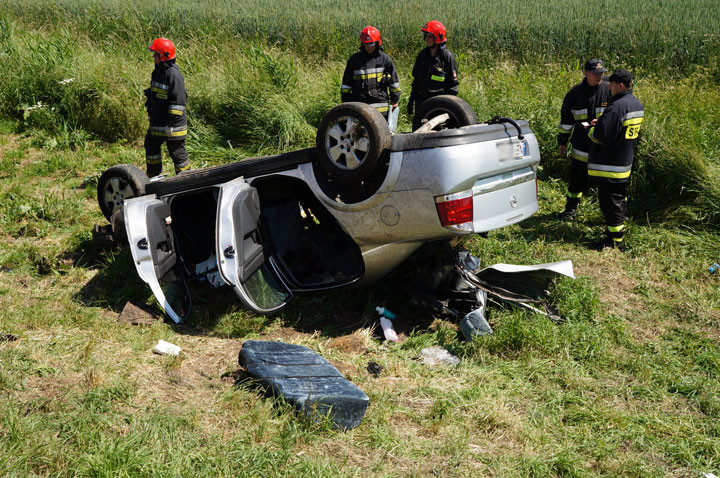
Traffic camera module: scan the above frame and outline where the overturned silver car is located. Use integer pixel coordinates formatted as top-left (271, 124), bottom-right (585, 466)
top-left (97, 96), bottom-right (540, 322)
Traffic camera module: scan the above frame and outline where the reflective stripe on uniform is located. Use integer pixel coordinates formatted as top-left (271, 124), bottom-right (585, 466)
top-left (353, 67), bottom-right (385, 80)
top-left (340, 84), bottom-right (352, 92)
top-left (558, 123), bottom-right (573, 132)
top-left (151, 81), bottom-right (169, 90)
top-left (596, 106), bottom-right (606, 116)
top-left (149, 126), bottom-right (188, 137)
top-left (623, 117), bottom-right (644, 127)
top-left (431, 74), bottom-right (445, 82)
top-left (624, 110), bottom-right (644, 121)
top-left (369, 102), bottom-right (389, 112)
top-left (588, 126), bottom-right (602, 144)
top-left (145, 154), bottom-right (162, 164)
top-left (168, 104), bottom-right (185, 116)
top-left (566, 191), bottom-right (583, 199)
top-left (389, 82), bottom-right (401, 93)
top-left (570, 147), bottom-right (589, 162)
top-left (571, 108), bottom-right (588, 120)
top-left (607, 224), bottom-right (625, 233)
top-left (588, 163), bottom-right (631, 179)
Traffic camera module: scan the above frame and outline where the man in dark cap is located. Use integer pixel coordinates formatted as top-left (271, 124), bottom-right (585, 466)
top-left (587, 69), bottom-right (644, 251)
top-left (556, 59), bottom-right (612, 219)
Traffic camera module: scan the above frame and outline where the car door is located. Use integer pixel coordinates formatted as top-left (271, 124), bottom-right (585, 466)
top-left (215, 177), bottom-right (293, 314)
top-left (124, 195), bottom-right (191, 324)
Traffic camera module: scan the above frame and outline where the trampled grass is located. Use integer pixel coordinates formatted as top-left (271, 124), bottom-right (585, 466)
top-left (0, 132), bottom-right (719, 476)
top-left (1, 1), bottom-right (720, 475)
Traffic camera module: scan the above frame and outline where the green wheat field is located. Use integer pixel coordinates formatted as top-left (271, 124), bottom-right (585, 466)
top-left (1, 1), bottom-right (719, 476)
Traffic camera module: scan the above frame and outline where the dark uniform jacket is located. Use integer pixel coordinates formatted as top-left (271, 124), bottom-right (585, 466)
top-left (557, 79), bottom-right (611, 163)
top-left (145, 60), bottom-right (187, 141)
top-left (341, 49), bottom-right (400, 113)
top-left (409, 44), bottom-right (458, 105)
top-left (587, 89), bottom-right (644, 183)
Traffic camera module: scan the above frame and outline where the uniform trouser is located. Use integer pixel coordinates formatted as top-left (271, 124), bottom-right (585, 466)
top-left (597, 181), bottom-right (628, 243)
top-left (144, 134), bottom-right (190, 177)
top-left (567, 158), bottom-right (588, 198)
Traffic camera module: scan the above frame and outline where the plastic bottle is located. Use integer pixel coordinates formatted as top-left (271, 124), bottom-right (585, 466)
top-left (709, 263), bottom-right (720, 274)
top-left (379, 317), bottom-right (399, 342)
top-left (375, 306), bottom-right (397, 320)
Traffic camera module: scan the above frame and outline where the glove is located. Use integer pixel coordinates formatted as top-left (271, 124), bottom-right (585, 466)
top-left (407, 93), bottom-right (416, 115)
top-left (379, 73), bottom-right (391, 87)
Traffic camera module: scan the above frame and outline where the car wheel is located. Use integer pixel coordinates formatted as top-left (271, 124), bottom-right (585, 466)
top-left (316, 102), bottom-right (391, 182)
top-left (412, 95), bottom-right (478, 132)
top-left (97, 164), bottom-right (149, 220)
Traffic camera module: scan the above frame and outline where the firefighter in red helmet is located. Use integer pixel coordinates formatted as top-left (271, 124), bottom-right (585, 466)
top-left (340, 26), bottom-right (401, 119)
top-left (144, 38), bottom-right (189, 177)
top-left (407, 20), bottom-right (459, 116)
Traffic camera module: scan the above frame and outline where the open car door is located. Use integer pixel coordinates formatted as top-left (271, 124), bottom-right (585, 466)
top-left (216, 177), bottom-right (293, 314)
top-left (124, 196), bottom-right (191, 323)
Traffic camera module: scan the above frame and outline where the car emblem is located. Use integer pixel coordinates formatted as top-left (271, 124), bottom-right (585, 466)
top-left (509, 195), bottom-right (518, 208)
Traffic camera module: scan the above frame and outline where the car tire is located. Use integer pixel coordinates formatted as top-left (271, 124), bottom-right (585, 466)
top-left (412, 95), bottom-right (478, 132)
top-left (97, 164), bottom-right (149, 220)
top-left (316, 102), bottom-right (391, 182)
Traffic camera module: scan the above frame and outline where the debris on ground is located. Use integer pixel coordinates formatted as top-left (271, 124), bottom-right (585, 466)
top-left (417, 346), bottom-right (460, 367)
top-left (91, 223), bottom-right (115, 248)
top-left (367, 361), bottom-right (384, 378)
top-left (118, 301), bottom-right (161, 326)
top-left (238, 340), bottom-right (369, 430)
top-left (379, 317), bottom-right (399, 342)
top-left (393, 245), bottom-right (576, 339)
top-left (153, 339), bottom-right (182, 356)
top-left (0, 333), bottom-right (18, 342)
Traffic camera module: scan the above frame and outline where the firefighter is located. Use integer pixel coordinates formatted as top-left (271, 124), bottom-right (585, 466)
top-left (340, 26), bottom-right (401, 118)
top-left (144, 38), bottom-right (189, 177)
top-left (407, 20), bottom-right (458, 116)
top-left (557, 58), bottom-right (612, 219)
top-left (587, 69), bottom-right (644, 251)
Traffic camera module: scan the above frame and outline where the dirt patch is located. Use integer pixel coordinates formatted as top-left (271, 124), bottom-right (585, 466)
top-left (257, 326), bottom-right (315, 343)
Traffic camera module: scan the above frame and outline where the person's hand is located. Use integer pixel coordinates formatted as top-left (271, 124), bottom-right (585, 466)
top-left (391, 103), bottom-right (398, 111)
top-left (590, 118), bottom-right (598, 126)
top-left (558, 145), bottom-right (567, 158)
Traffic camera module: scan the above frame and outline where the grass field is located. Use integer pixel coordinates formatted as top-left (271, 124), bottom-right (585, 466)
top-left (1, 1), bottom-right (720, 476)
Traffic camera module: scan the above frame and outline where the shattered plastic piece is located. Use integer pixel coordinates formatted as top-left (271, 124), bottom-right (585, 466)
top-left (702, 474), bottom-right (719, 478)
top-left (459, 309), bottom-right (493, 340)
top-left (457, 251), bottom-right (481, 272)
top-left (367, 361), bottom-right (384, 378)
top-left (418, 346), bottom-right (460, 367)
top-left (239, 341), bottom-right (369, 430)
top-left (152, 339), bottom-right (181, 356)
top-left (0, 333), bottom-right (18, 342)
top-left (118, 301), bottom-right (159, 326)
top-left (380, 317), bottom-right (399, 342)
top-left (375, 306), bottom-right (397, 320)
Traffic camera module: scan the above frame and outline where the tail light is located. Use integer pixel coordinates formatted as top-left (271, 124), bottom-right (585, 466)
top-left (435, 189), bottom-right (474, 231)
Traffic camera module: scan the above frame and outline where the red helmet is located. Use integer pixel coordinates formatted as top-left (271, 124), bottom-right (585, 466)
top-left (421, 20), bottom-right (447, 43)
top-left (149, 38), bottom-right (176, 61)
top-left (360, 26), bottom-right (382, 47)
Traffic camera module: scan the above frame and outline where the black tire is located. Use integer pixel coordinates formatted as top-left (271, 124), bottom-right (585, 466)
top-left (316, 102), bottom-right (391, 182)
top-left (412, 95), bottom-right (478, 132)
top-left (97, 164), bottom-right (149, 221)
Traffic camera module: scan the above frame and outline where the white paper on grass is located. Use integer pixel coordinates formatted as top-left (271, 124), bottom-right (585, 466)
top-left (479, 260), bottom-right (575, 279)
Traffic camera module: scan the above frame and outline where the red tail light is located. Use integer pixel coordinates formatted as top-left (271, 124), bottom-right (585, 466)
top-left (435, 190), bottom-right (473, 228)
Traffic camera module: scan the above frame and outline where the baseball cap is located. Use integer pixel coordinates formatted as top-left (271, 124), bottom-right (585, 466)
top-left (609, 69), bottom-right (633, 86)
top-left (584, 58), bottom-right (607, 73)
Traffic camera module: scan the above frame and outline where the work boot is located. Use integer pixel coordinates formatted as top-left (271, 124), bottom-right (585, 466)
top-left (557, 196), bottom-right (580, 220)
top-left (592, 237), bottom-right (626, 252)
